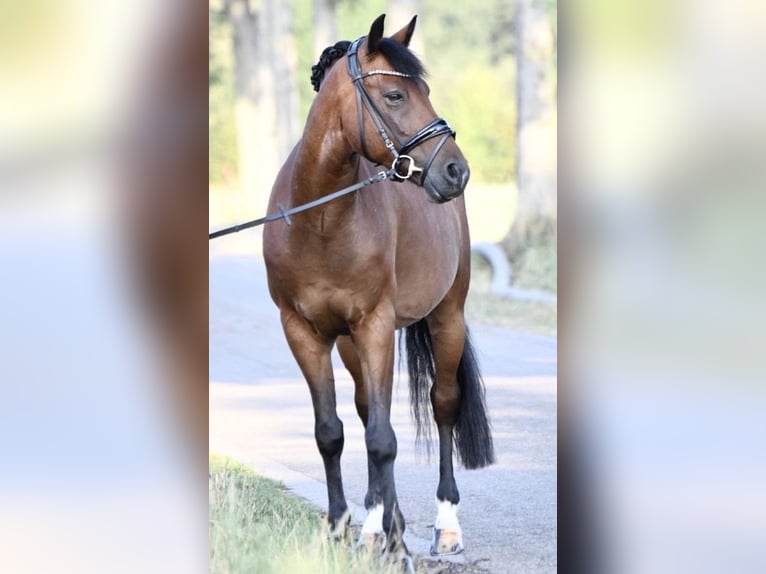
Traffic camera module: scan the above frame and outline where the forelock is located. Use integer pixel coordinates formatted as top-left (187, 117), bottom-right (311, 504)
top-left (371, 38), bottom-right (426, 79)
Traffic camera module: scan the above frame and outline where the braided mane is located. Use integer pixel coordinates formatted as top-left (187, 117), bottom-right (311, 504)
top-left (310, 41), bottom-right (351, 93)
top-left (310, 37), bottom-right (426, 93)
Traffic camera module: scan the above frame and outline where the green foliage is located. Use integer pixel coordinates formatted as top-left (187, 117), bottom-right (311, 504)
top-left (430, 61), bottom-right (516, 184)
top-left (209, 4), bottom-right (238, 185)
top-left (489, 0), bottom-right (516, 64)
top-left (292, 0), bottom-right (317, 124)
top-left (418, 0), bottom-right (517, 182)
top-left (209, 455), bottom-right (321, 573)
top-left (209, 95), bottom-right (238, 186)
top-left (209, 5), bottom-right (227, 85)
top-left (511, 243), bottom-right (557, 293)
top-left (335, 0), bottom-right (387, 41)
top-left (209, 455), bottom-right (405, 574)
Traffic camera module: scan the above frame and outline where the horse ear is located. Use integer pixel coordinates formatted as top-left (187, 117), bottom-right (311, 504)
top-left (367, 14), bottom-right (385, 54)
top-left (390, 15), bottom-right (418, 47)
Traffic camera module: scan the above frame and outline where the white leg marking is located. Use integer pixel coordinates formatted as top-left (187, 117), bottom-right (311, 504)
top-left (361, 504), bottom-right (384, 534)
top-left (431, 498), bottom-right (464, 555)
top-left (359, 503), bottom-right (386, 549)
top-left (434, 499), bottom-right (462, 531)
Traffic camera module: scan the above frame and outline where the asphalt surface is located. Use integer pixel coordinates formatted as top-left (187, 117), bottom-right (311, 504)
top-left (209, 236), bottom-right (557, 573)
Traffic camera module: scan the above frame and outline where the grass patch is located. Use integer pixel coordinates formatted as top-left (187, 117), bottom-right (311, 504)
top-left (466, 256), bottom-right (557, 337)
top-left (508, 243), bottom-right (557, 293)
top-left (209, 455), bottom-right (489, 574)
top-left (209, 454), bottom-right (404, 574)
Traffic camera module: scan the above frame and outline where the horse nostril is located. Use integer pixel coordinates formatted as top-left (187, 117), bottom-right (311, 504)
top-left (445, 162), bottom-right (469, 188)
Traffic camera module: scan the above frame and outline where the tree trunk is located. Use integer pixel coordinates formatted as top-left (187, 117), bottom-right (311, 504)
top-left (313, 0), bottom-right (337, 61)
top-left (226, 0), bottom-right (299, 212)
top-left (272, 1), bottom-right (300, 161)
top-left (505, 0), bottom-right (557, 259)
top-left (227, 0), bottom-right (279, 215)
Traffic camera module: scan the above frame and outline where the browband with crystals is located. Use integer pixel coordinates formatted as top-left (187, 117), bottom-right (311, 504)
top-left (356, 69), bottom-right (414, 80)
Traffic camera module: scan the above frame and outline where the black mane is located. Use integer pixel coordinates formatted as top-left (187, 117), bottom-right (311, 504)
top-left (310, 37), bottom-right (426, 93)
top-left (311, 40), bottom-right (351, 93)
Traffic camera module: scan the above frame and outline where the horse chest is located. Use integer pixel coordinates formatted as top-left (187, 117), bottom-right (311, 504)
top-left (289, 287), bottom-right (364, 337)
top-left (282, 260), bottom-right (385, 331)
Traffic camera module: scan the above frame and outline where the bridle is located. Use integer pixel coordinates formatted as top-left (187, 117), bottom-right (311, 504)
top-left (209, 36), bottom-right (459, 240)
top-left (346, 36), bottom-right (455, 183)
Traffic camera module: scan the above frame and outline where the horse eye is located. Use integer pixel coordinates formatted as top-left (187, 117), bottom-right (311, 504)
top-left (384, 92), bottom-right (404, 104)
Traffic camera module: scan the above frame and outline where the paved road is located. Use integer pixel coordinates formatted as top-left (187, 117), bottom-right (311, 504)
top-left (209, 237), bottom-right (557, 573)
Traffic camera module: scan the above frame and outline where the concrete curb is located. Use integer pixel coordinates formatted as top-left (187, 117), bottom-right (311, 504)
top-left (471, 242), bottom-right (557, 304)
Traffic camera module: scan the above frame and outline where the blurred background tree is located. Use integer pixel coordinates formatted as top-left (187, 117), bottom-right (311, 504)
top-left (501, 0), bottom-right (557, 291)
top-left (209, 2), bottom-right (237, 187)
top-left (209, 0), bottom-right (557, 292)
top-left (313, 0), bottom-right (338, 66)
top-left (211, 0), bottom-right (299, 213)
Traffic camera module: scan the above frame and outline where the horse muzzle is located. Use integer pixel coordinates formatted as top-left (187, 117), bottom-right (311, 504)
top-left (423, 158), bottom-right (470, 203)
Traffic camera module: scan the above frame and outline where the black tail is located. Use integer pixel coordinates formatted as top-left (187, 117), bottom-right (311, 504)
top-left (402, 320), bottom-right (495, 469)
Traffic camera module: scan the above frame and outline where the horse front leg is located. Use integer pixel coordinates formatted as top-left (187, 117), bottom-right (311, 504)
top-left (336, 335), bottom-right (368, 427)
top-left (350, 311), bottom-right (408, 558)
top-left (281, 310), bottom-right (349, 536)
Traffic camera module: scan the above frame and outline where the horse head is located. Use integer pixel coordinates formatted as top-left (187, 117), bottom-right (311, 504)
top-left (320, 14), bottom-right (470, 203)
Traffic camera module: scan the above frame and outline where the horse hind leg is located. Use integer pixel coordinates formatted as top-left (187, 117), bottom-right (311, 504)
top-left (281, 311), bottom-right (349, 536)
top-left (406, 310), bottom-right (494, 556)
top-left (423, 315), bottom-right (465, 555)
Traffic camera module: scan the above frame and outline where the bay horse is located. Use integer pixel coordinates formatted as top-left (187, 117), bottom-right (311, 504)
top-left (262, 14), bottom-right (494, 565)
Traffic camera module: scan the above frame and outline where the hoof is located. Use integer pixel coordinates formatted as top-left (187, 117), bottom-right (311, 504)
top-left (430, 528), bottom-right (464, 556)
top-left (327, 510), bottom-right (351, 540)
top-left (359, 503), bottom-right (386, 551)
top-left (357, 531), bottom-right (387, 553)
top-left (385, 542), bottom-right (414, 574)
